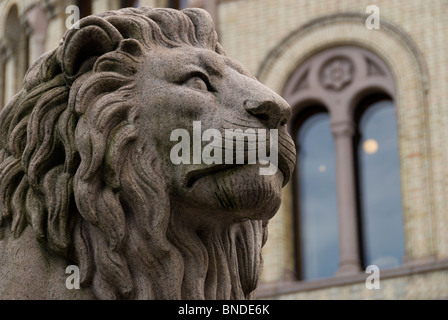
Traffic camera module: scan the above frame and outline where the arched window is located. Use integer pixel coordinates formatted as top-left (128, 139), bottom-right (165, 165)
top-left (25, 4), bottom-right (49, 65)
top-left (2, 5), bottom-right (28, 109)
top-left (295, 109), bottom-right (339, 281)
top-left (285, 46), bottom-right (404, 280)
top-left (0, 44), bottom-right (6, 109)
top-left (355, 97), bottom-right (404, 269)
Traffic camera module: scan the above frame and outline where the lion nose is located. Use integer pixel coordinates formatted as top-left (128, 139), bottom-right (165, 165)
top-left (244, 98), bottom-right (291, 129)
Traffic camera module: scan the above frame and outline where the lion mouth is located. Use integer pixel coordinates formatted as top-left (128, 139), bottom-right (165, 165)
top-left (186, 158), bottom-right (289, 189)
top-left (186, 164), bottom-right (239, 188)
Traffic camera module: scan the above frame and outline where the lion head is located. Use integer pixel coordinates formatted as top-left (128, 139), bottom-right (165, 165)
top-left (0, 7), bottom-right (295, 299)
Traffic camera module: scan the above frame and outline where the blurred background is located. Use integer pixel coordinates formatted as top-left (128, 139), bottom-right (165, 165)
top-left (0, 0), bottom-right (447, 299)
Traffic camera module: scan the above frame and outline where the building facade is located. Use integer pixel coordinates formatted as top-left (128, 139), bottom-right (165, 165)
top-left (0, 0), bottom-right (447, 299)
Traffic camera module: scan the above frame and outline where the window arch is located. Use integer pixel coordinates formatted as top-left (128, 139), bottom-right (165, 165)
top-left (285, 46), bottom-right (404, 280)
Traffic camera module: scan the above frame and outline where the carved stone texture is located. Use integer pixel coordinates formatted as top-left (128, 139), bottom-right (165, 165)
top-left (0, 7), bottom-right (296, 299)
top-left (320, 57), bottom-right (354, 91)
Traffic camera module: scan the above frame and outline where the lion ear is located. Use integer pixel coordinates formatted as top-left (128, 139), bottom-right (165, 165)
top-left (58, 16), bottom-right (123, 84)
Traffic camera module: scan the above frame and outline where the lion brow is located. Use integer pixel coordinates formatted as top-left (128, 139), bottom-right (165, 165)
top-left (197, 53), bottom-right (225, 78)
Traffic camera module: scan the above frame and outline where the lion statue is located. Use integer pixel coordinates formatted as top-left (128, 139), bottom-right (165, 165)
top-left (0, 7), bottom-right (295, 299)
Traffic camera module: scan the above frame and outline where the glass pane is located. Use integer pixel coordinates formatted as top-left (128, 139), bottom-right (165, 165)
top-left (358, 100), bottom-right (404, 269)
top-left (297, 113), bottom-right (339, 280)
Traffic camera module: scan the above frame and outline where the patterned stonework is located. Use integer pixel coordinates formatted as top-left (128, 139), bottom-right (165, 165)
top-left (320, 58), bottom-right (353, 90)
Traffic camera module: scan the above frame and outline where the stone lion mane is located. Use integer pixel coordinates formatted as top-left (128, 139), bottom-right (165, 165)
top-left (0, 7), bottom-right (269, 299)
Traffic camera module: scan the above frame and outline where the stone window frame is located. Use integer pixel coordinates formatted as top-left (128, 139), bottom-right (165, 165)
top-left (256, 14), bottom-right (434, 264)
top-left (0, 3), bottom-right (30, 109)
top-left (284, 45), bottom-right (396, 280)
top-left (76, 0), bottom-right (93, 18)
top-left (254, 13), bottom-right (446, 296)
top-left (120, 0), bottom-right (140, 8)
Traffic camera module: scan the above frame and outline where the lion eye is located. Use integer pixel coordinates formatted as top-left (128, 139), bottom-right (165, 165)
top-left (185, 77), bottom-right (208, 91)
top-left (182, 73), bottom-right (216, 92)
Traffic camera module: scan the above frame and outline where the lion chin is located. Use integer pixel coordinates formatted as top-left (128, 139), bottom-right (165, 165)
top-left (0, 7), bottom-right (296, 300)
top-left (185, 164), bottom-right (284, 222)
